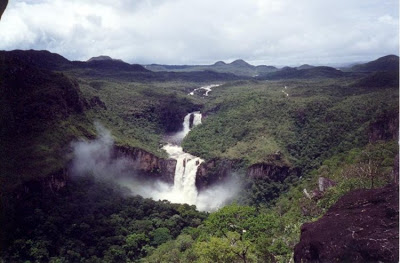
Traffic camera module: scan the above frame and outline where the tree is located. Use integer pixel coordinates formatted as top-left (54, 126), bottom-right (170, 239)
top-left (151, 227), bottom-right (172, 247)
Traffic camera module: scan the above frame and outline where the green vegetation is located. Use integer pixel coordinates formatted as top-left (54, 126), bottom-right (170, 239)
top-left (1, 176), bottom-right (207, 262)
top-left (1, 51), bottom-right (398, 262)
top-left (144, 139), bottom-right (398, 262)
top-left (78, 79), bottom-right (203, 155)
top-left (183, 79), bottom-right (398, 173)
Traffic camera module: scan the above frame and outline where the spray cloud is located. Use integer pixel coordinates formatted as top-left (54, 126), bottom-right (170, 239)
top-left (70, 122), bottom-right (241, 211)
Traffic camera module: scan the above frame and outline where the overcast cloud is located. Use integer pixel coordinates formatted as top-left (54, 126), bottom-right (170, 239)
top-left (0, 0), bottom-right (398, 65)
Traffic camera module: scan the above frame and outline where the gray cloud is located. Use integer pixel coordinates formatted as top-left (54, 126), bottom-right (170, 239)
top-left (0, 0), bottom-right (398, 65)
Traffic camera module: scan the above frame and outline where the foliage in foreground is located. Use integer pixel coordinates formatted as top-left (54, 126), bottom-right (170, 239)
top-left (144, 140), bottom-right (398, 262)
top-left (0, 177), bottom-right (207, 263)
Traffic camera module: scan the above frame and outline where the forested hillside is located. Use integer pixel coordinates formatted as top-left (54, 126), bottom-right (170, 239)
top-left (0, 50), bottom-right (398, 262)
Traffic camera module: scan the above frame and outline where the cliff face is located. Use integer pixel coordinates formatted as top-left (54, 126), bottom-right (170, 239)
top-left (196, 158), bottom-right (298, 190)
top-left (7, 146), bottom-right (175, 204)
top-left (369, 110), bottom-right (399, 143)
top-left (12, 169), bottom-right (68, 200)
top-left (195, 159), bottom-right (234, 190)
top-left (247, 162), bottom-right (298, 182)
top-left (114, 146), bottom-right (176, 183)
top-left (294, 184), bottom-right (399, 263)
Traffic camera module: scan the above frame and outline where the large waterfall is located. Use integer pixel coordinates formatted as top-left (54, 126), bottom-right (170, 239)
top-left (162, 112), bottom-right (203, 205)
top-left (127, 84), bottom-right (239, 211)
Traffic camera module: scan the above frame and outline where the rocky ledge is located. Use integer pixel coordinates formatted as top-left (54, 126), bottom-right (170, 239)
top-left (114, 145), bottom-right (176, 183)
top-left (294, 184), bottom-right (399, 263)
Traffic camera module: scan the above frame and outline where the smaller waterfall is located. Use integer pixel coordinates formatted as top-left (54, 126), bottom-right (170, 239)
top-left (189, 84), bottom-right (220, 96)
top-left (166, 112), bottom-right (201, 145)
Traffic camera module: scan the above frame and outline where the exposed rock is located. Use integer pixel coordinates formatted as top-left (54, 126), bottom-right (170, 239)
top-left (114, 145), bottom-right (176, 183)
top-left (14, 169), bottom-right (68, 200)
top-left (368, 110), bottom-right (399, 143)
top-left (195, 159), bottom-right (234, 190)
top-left (247, 162), bottom-right (298, 182)
top-left (318, 177), bottom-right (336, 192)
top-left (0, 0), bottom-right (8, 20)
top-left (89, 96), bottom-right (107, 109)
top-left (310, 189), bottom-right (324, 201)
top-left (393, 154), bottom-right (399, 184)
top-left (303, 177), bottom-right (336, 201)
top-left (303, 189), bottom-right (312, 200)
top-left (189, 113), bottom-right (195, 129)
top-left (294, 184), bottom-right (399, 263)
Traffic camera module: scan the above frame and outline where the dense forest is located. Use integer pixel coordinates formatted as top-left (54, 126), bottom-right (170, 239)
top-left (0, 50), bottom-right (398, 262)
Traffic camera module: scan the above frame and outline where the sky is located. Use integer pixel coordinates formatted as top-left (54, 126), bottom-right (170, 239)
top-left (0, 0), bottom-right (398, 66)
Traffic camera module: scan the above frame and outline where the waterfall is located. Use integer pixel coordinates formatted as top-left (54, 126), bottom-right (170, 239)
top-left (166, 112), bottom-right (201, 145)
top-left (162, 111), bottom-right (203, 205)
top-left (189, 84), bottom-right (220, 96)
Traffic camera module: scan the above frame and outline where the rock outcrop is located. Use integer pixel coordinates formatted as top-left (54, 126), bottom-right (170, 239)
top-left (0, 0), bottom-right (8, 20)
top-left (247, 162), bottom-right (298, 182)
top-left (368, 110), bottom-right (399, 143)
top-left (196, 158), bottom-right (299, 190)
top-left (10, 169), bottom-right (69, 201)
top-left (115, 146), bottom-right (176, 183)
top-left (393, 154), bottom-right (399, 184)
top-left (195, 159), bottom-right (234, 190)
top-left (294, 184), bottom-right (399, 263)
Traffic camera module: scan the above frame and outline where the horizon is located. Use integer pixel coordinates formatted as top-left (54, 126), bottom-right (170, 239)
top-left (6, 48), bottom-right (397, 69)
top-left (0, 0), bottom-right (398, 66)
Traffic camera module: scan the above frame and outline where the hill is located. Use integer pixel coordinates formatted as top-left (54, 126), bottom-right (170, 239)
top-left (145, 59), bottom-right (278, 77)
top-left (297, 64), bottom-right (314, 70)
top-left (0, 49), bottom-right (398, 263)
top-left (349, 55), bottom-right (399, 72)
top-left (257, 66), bottom-right (344, 80)
top-left (352, 71), bottom-right (399, 88)
top-left (0, 51), bottom-right (90, 190)
top-left (87, 55), bottom-right (123, 62)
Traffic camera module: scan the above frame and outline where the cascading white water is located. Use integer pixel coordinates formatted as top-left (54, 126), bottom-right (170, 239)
top-left (161, 111), bottom-right (203, 205)
top-left (189, 84), bottom-right (220, 96)
top-left (166, 112), bottom-right (202, 145)
top-left (134, 84), bottom-right (239, 211)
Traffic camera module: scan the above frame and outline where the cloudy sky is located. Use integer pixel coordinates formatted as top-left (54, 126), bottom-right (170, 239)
top-left (0, 0), bottom-right (398, 66)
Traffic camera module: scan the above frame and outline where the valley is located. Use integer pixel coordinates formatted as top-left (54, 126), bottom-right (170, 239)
top-left (0, 50), bottom-right (398, 262)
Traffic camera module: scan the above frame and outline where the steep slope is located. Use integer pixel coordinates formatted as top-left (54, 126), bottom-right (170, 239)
top-left (0, 51), bottom-right (90, 190)
top-left (0, 50), bottom-right (72, 70)
top-left (350, 54), bottom-right (399, 72)
top-left (352, 70), bottom-right (399, 88)
top-left (258, 66), bottom-right (345, 80)
top-left (294, 184), bottom-right (399, 262)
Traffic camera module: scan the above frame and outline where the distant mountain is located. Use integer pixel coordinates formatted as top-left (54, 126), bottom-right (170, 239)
top-left (230, 59), bottom-right (252, 68)
top-left (145, 59), bottom-right (278, 77)
top-left (87, 55), bottom-right (123, 62)
top-left (349, 55), bottom-right (399, 72)
top-left (213, 61), bottom-right (226, 66)
top-left (257, 66), bottom-right (344, 80)
top-left (1, 49), bottom-right (150, 73)
top-left (297, 64), bottom-right (315, 70)
top-left (75, 59), bottom-right (149, 72)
